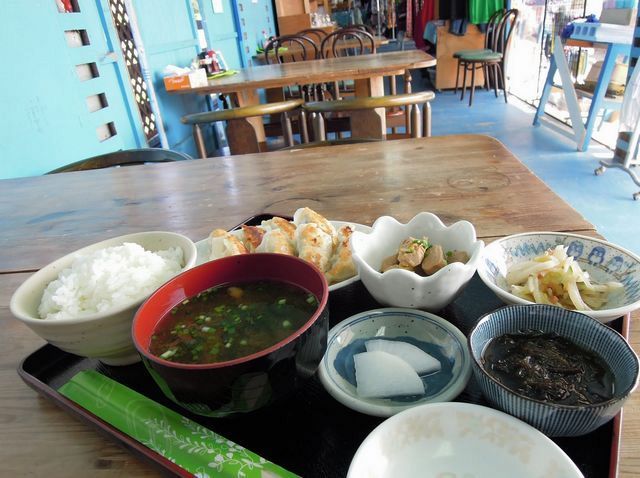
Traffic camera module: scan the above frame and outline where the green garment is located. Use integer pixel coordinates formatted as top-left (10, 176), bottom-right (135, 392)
top-left (469, 0), bottom-right (504, 24)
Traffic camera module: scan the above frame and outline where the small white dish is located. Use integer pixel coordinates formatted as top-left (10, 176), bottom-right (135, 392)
top-left (318, 308), bottom-right (471, 417)
top-left (195, 220), bottom-right (372, 291)
top-left (351, 212), bottom-right (484, 311)
top-left (348, 402), bottom-right (584, 478)
top-left (478, 231), bottom-right (640, 323)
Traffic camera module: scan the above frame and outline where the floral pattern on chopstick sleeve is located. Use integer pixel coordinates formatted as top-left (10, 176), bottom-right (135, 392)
top-left (59, 370), bottom-right (299, 478)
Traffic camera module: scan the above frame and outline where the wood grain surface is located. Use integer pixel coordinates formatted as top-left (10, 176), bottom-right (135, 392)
top-left (169, 50), bottom-right (436, 95)
top-left (0, 134), bottom-right (637, 477)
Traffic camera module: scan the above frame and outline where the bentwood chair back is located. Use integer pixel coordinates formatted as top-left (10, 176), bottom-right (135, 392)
top-left (263, 34), bottom-right (319, 64)
top-left (295, 28), bottom-right (328, 46)
top-left (181, 99), bottom-right (307, 157)
top-left (318, 28), bottom-right (377, 102)
top-left (456, 9), bottom-right (519, 106)
top-left (453, 8), bottom-right (505, 94)
top-left (302, 91), bottom-right (435, 141)
top-left (319, 27), bottom-right (376, 59)
top-left (47, 148), bottom-right (192, 173)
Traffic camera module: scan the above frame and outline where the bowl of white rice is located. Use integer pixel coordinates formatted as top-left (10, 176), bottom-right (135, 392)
top-left (10, 231), bottom-right (197, 365)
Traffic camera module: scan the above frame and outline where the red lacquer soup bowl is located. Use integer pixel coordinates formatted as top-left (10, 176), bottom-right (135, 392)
top-left (132, 253), bottom-right (329, 417)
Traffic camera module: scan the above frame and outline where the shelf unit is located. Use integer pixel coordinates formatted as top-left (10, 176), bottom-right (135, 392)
top-left (533, 35), bottom-right (631, 151)
top-left (274, 0), bottom-right (333, 35)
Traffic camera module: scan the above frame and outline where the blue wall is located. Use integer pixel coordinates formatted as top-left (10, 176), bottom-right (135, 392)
top-left (0, 0), bottom-right (276, 179)
top-left (233, 0), bottom-right (277, 66)
top-left (0, 0), bottom-right (144, 179)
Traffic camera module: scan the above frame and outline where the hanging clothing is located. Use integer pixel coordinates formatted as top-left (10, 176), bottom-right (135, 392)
top-left (414, 0), bottom-right (435, 49)
top-left (406, 0), bottom-right (413, 37)
top-left (387, 0), bottom-right (397, 32)
top-left (469, 0), bottom-right (504, 25)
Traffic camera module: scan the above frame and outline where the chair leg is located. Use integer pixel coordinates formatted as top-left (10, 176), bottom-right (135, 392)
top-left (193, 124), bottom-right (207, 159)
top-left (299, 109), bottom-right (309, 143)
top-left (312, 112), bottom-right (326, 141)
top-left (483, 64), bottom-right (490, 91)
top-left (390, 75), bottom-right (398, 135)
top-left (423, 102), bottom-right (432, 138)
top-left (282, 111), bottom-right (294, 147)
top-left (499, 63), bottom-right (508, 103)
top-left (411, 102), bottom-right (421, 138)
top-left (469, 64), bottom-right (476, 107)
top-left (461, 62), bottom-right (468, 101)
top-left (454, 59), bottom-right (460, 95)
top-left (404, 69), bottom-right (413, 134)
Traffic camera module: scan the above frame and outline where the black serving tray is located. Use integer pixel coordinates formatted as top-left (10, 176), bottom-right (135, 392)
top-left (17, 215), bottom-right (624, 478)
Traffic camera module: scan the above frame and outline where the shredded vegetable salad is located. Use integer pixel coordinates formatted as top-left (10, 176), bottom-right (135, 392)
top-left (506, 245), bottom-right (623, 310)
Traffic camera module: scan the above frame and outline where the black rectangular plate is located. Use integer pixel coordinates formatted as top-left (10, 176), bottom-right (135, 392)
top-left (18, 215), bottom-right (623, 478)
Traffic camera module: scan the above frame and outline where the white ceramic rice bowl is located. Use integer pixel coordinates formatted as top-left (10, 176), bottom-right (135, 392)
top-left (350, 212), bottom-right (484, 312)
top-left (10, 231), bottom-right (197, 365)
top-left (478, 232), bottom-right (640, 323)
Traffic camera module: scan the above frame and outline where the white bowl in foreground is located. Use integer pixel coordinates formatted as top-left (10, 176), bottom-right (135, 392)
top-left (478, 232), bottom-right (640, 323)
top-left (350, 212), bottom-right (484, 311)
top-left (348, 402), bottom-right (584, 478)
top-left (10, 231), bottom-right (197, 366)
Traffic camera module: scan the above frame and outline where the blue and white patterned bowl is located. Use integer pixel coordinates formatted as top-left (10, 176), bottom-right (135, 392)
top-left (468, 304), bottom-right (639, 437)
top-left (478, 232), bottom-right (640, 323)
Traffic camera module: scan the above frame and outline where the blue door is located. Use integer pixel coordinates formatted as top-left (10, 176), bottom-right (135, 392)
top-left (198, 0), bottom-right (243, 70)
top-left (130, 0), bottom-right (205, 155)
top-left (0, 0), bottom-right (146, 178)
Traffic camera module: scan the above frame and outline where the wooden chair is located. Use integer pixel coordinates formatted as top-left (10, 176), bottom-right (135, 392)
top-left (456, 9), bottom-right (519, 106)
top-left (319, 28), bottom-right (376, 100)
top-left (181, 99), bottom-right (307, 157)
top-left (295, 28), bottom-right (328, 46)
top-left (263, 34), bottom-right (319, 65)
top-left (47, 148), bottom-right (192, 174)
top-left (264, 34), bottom-right (318, 103)
top-left (262, 34), bottom-right (317, 140)
top-left (302, 92), bottom-right (435, 141)
top-left (319, 27), bottom-right (376, 60)
top-left (453, 9), bottom-right (505, 96)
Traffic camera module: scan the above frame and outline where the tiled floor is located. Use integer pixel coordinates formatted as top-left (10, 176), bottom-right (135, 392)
top-left (413, 71), bottom-right (640, 256)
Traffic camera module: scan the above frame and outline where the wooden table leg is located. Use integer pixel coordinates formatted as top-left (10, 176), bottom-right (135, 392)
top-left (351, 76), bottom-right (386, 139)
top-left (232, 89), bottom-right (266, 146)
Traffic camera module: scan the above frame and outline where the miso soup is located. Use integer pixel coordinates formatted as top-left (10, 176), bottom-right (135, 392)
top-left (150, 280), bottom-right (318, 364)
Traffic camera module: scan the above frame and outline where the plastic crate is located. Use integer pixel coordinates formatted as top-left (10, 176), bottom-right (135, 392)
top-left (570, 22), bottom-right (633, 44)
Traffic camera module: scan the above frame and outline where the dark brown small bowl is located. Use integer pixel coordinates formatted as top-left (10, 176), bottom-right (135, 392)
top-left (132, 253), bottom-right (329, 417)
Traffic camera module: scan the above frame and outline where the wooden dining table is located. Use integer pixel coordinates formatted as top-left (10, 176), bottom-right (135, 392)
top-left (169, 50), bottom-right (436, 140)
top-left (0, 134), bottom-right (638, 477)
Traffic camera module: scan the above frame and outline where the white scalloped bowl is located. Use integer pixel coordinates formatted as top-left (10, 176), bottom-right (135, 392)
top-left (478, 232), bottom-right (640, 323)
top-left (350, 213), bottom-right (484, 312)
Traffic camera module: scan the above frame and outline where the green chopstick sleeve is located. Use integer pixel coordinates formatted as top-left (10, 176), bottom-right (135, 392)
top-left (59, 370), bottom-right (300, 478)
